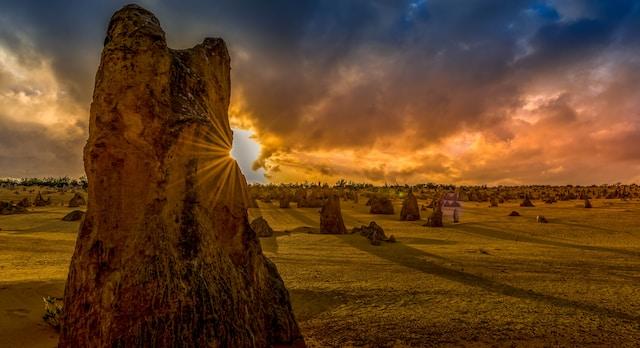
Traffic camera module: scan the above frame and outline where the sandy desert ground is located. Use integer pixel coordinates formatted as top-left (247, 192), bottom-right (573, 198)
top-left (1, 188), bottom-right (639, 347)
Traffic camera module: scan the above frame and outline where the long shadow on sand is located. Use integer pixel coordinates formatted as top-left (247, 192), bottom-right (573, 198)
top-left (400, 237), bottom-right (457, 246)
top-left (280, 208), bottom-right (319, 228)
top-left (451, 223), bottom-right (640, 257)
top-left (343, 236), bottom-right (639, 322)
top-left (551, 220), bottom-right (625, 235)
top-left (288, 289), bottom-right (350, 321)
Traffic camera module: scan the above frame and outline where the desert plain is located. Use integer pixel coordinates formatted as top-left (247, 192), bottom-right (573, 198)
top-left (1, 187), bottom-right (639, 347)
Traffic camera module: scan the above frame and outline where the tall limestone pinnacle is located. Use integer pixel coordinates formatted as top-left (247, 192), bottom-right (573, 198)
top-left (59, 4), bottom-right (304, 347)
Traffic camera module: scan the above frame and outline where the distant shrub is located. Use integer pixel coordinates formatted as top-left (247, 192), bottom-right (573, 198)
top-left (0, 176), bottom-right (87, 189)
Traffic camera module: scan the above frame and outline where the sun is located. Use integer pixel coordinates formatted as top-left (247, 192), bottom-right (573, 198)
top-left (231, 128), bottom-right (266, 183)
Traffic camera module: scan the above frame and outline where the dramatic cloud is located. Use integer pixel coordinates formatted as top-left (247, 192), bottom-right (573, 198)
top-left (0, 30), bottom-right (86, 177)
top-left (0, 0), bottom-right (639, 184)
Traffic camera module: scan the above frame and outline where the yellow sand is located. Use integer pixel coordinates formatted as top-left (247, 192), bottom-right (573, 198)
top-left (1, 188), bottom-right (639, 347)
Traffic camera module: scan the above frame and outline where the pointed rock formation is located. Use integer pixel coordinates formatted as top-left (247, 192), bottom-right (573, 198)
top-left (424, 198), bottom-right (443, 227)
top-left (59, 5), bottom-right (303, 347)
top-left (34, 192), bottom-right (50, 207)
top-left (520, 195), bottom-right (535, 207)
top-left (67, 193), bottom-right (86, 207)
top-left (400, 190), bottom-right (420, 221)
top-left (250, 216), bottom-right (275, 237)
top-left (320, 194), bottom-right (348, 234)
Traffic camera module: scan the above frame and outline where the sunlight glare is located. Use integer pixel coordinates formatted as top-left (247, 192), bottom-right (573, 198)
top-left (231, 128), bottom-right (266, 183)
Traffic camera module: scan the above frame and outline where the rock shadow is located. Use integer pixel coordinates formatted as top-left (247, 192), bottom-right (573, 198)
top-left (343, 236), bottom-right (638, 322)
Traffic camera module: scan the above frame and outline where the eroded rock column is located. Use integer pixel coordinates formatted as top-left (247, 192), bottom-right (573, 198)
top-left (59, 5), bottom-right (303, 347)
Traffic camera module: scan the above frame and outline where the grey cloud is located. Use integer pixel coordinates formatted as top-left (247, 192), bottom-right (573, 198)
top-left (0, 0), bottom-right (639, 183)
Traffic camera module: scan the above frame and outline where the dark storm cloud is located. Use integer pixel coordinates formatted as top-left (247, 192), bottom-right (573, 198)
top-left (0, 0), bottom-right (639, 183)
top-left (0, 1), bottom-right (123, 103)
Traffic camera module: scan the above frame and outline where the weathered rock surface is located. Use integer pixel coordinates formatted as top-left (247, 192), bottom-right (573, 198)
top-left (67, 193), bottom-right (86, 207)
top-left (424, 198), bottom-right (443, 227)
top-left (369, 196), bottom-right (395, 215)
top-left (248, 196), bottom-right (259, 208)
top-left (0, 201), bottom-right (26, 215)
top-left (452, 208), bottom-right (460, 223)
top-left (520, 195), bottom-right (535, 207)
top-left (320, 194), bottom-right (348, 234)
top-left (16, 197), bottom-right (31, 208)
top-left (400, 191), bottom-right (420, 221)
top-left (584, 198), bottom-right (592, 208)
top-left (353, 221), bottom-right (396, 246)
top-left (59, 5), bottom-right (302, 347)
top-left (34, 192), bottom-right (50, 207)
top-left (443, 200), bottom-right (461, 207)
top-left (62, 210), bottom-right (85, 222)
top-left (294, 188), bottom-right (306, 204)
top-left (297, 188), bottom-right (325, 208)
top-left (250, 216), bottom-right (275, 237)
top-left (279, 193), bottom-right (291, 209)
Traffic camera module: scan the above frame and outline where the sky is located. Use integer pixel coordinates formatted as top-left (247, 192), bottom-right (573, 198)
top-left (1, 0), bottom-right (639, 185)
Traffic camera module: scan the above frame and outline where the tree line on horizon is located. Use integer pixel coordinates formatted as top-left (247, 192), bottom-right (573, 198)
top-left (0, 176), bottom-right (88, 189)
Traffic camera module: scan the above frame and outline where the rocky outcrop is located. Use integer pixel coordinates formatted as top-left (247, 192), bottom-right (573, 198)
top-left (320, 194), bottom-right (347, 234)
top-left (0, 201), bottom-right (26, 215)
top-left (424, 198), bottom-right (443, 227)
top-left (297, 188), bottom-right (325, 208)
top-left (248, 196), bottom-right (259, 208)
top-left (250, 216), bottom-right (275, 237)
top-left (279, 193), bottom-right (291, 209)
top-left (443, 200), bottom-right (461, 207)
top-left (452, 208), bottom-right (460, 223)
top-left (16, 197), bottom-right (31, 208)
top-left (520, 195), bottom-right (535, 207)
top-left (352, 221), bottom-right (396, 246)
top-left (400, 191), bottom-right (420, 221)
top-left (67, 193), bottom-right (86, 207)
top-left (369, 196), bottom-right (395, 215)
top-left (34, 192), bottom-right (50, 207)
top-left (59, 5), bottom-right (302, 347)
top-left (294, 188), bottom-right (306, 204)
top-left (62, 210), bottom-right (85, 222)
